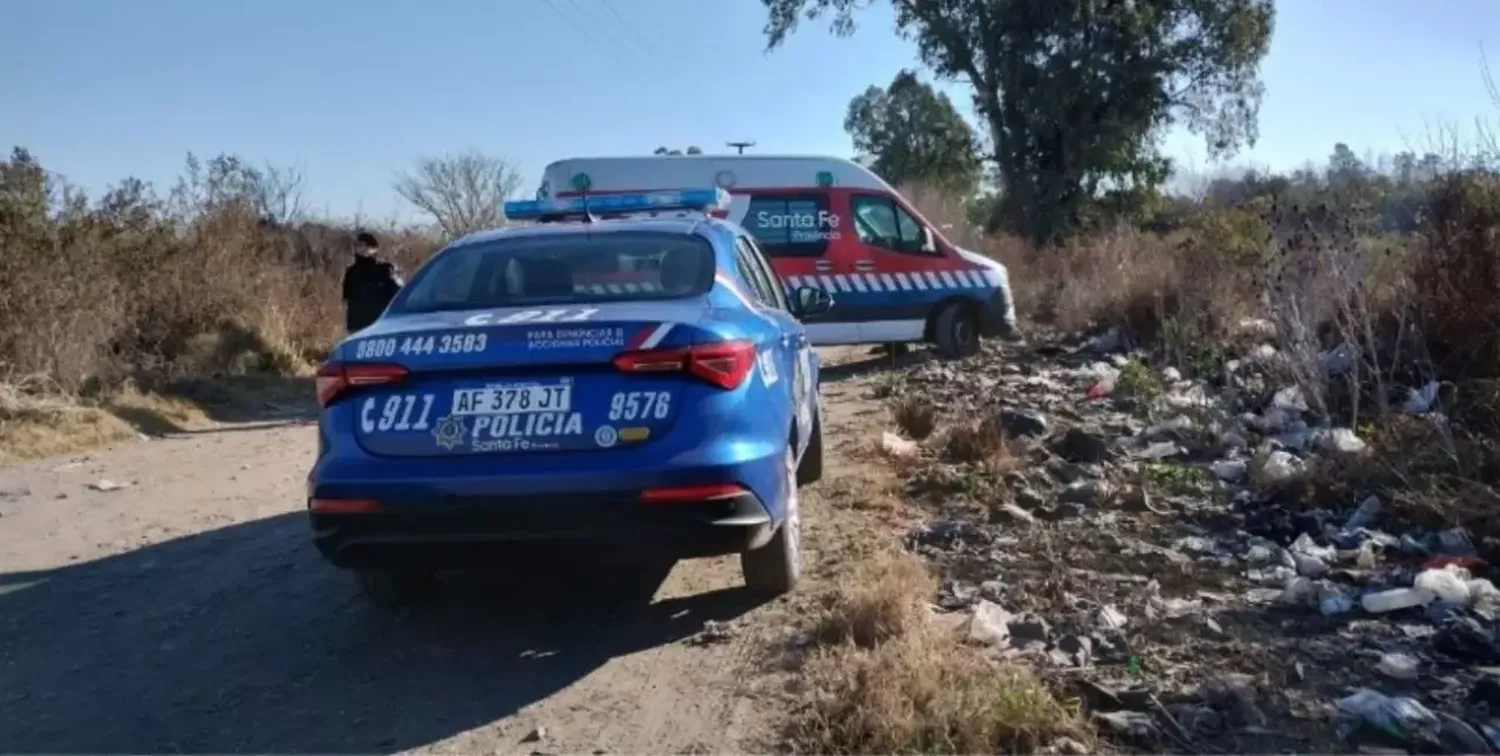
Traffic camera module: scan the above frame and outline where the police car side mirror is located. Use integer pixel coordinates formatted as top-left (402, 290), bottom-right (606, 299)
top-left (921, 226), bottom-right (938, 254)
top-left (792, 286), bottom-right (834, 318)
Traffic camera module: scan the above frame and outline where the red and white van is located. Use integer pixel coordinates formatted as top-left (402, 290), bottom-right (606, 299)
top-left (535, 155), bottom-right (1017, 356)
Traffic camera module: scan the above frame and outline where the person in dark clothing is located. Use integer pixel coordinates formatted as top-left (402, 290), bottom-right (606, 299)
top-left (342, 231), bottom-right (404, 333)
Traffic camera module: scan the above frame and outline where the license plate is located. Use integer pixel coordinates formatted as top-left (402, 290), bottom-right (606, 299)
top-left (451, 384), bottom-right (572, 415)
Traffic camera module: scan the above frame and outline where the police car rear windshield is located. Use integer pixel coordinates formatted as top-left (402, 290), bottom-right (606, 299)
top-left (393, 231), bottom-right (715, 314)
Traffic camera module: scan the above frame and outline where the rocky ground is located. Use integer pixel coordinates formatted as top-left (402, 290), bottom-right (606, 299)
top-left (878, 329), bottom-right (1500, 754)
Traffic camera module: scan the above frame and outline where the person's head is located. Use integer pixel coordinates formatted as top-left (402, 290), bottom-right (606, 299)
top-left (355, 231), bottom-right (380, 256)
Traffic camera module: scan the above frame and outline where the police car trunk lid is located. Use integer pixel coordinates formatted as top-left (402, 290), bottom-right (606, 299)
top-left (332, 300), bottom-right (742, 457)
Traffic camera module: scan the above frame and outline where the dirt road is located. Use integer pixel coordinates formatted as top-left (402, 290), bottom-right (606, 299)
top-left (0, 348), bottom-right (895, 754)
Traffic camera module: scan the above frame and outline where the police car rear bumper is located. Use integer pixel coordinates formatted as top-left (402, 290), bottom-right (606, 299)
top-left (309, 490), bottom-right (773, 569)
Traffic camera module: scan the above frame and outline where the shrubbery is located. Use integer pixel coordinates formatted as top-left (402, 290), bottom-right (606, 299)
top-left (0, 147), bottom-right (439, 394)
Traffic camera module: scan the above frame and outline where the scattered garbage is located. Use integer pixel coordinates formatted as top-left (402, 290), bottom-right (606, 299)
top-left (1376, 652), bottom-right (1421, 680)
top-left (1345, 495), bottom-right (1382, 530)
top-left (1097, 604), bottom-right (1128, 630)
top-left (88, 479), bottom-right (128, 492)
top-left (879, 431), bottom-right (919, 458)
top-left (1362, 587), bottom-right (1437, 614)
top-left (1336, 688), bottom-right (1441, 748)
top-left (966, 600), bottom-right (1013, 647)
top-left (1414, 566), bottom-right (1473, 606)
top-left (874, 327), bottom-right (1500, 752)
top-left (1404, 381), bottom-right (1441, 414)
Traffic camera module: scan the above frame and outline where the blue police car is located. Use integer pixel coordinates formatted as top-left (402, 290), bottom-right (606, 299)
top-left (308, 188), bottom-right (833, 607)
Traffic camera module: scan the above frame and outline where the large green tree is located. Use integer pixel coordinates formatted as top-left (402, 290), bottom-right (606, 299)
top-left (762, 0), bottom-right (1275, 241)
top-left (845, 70), bottom-right (981, 195)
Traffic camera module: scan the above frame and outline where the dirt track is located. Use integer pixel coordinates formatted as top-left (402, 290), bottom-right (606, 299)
top-left (0, 347), bottom-right (894, 754)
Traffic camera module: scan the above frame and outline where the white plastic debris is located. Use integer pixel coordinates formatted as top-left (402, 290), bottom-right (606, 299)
top-left (1377, 652), bottom-right (1422, 680)
top-left (1469, 579), bottom-right (1500, 619)
top-left (1413, 566), bottom-right (1472, 606)
top-left (1318, 427), bottom-right (1369, 455)
top-left (1293, 552), bottom-right (1328, 578)
top-left (1096, 604), bottom-right (1128, 630)
top-left (1361, 586), bottom-right (1437, 614)
top-left (1236, 318), bottom-right (1277, 339)
top-left (1161, 366), bottom-right (1182, 382)
top-left (1271, 385), bottom-right (1310, 413)
top-left (1290, 533), bottom-right (1337, 562)
top-left (1211, 459), bottom-right (1248, 482)
top-left (88, 480), bottom-right (128, 492)
top-left (1252, 450), bottom-right (1306, 486)
top-left (879, 431), bottom-right (919, 458)
top-left (966, 600), bottom-right (1013, 647)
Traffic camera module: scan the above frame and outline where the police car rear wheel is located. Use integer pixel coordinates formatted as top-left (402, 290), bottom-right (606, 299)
top-left (355, 567), bottom-right (435, 609)
top-left (742, 447), bottom-right (803, 595)
top-left (934, 303), bottom-right (980, 358)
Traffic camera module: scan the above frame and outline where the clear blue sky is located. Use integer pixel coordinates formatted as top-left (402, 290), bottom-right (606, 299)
top-left (3, 0), bottom-right (1497, 221)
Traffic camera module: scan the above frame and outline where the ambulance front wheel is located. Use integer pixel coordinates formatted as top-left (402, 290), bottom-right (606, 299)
top-left (934, 303), bottom-right (981, 358)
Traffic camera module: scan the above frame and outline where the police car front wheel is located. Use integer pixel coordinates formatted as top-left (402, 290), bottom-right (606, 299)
top-left (934, 303), bottom-right (980, 358)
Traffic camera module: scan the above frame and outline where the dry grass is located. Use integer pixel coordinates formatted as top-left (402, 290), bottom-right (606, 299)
top-left (789, 549), bottom-right (1097, 754)
top-left (0, 382), bottom-right (262, 465)
top-left (0, 148), bottom-right (439, 462)
top-left (0, 392), bottom-right (138, 465)
top-left (891, 397), bottom-right (938, 440)
top-left (940, 419), bottom-right (1015, 468)
top-left (812, 546), bottom-right (935, 648)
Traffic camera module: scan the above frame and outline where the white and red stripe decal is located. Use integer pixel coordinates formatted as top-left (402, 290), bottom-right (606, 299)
top-left (627, 323), bottom-right (675, 350)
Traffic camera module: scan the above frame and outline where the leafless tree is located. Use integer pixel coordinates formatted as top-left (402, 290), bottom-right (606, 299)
top-left (248, 163), bottom-right (307, 225)
top-left (393, 151), bottom-right (525, 238)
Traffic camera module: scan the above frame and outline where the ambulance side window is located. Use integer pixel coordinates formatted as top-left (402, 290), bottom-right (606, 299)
top-left (851, 194), bottom-right (933, 256)
top-left (742, 193), bottom-right (834, 258)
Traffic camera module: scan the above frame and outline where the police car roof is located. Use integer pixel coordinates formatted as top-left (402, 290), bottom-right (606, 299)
top-left (540, 154), bottom-right (894, 193)
top-left (448, 215), bottom-right (730, 249)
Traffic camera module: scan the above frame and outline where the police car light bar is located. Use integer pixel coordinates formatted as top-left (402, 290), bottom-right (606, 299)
top-left (503, 188), bottom-right (731, 221)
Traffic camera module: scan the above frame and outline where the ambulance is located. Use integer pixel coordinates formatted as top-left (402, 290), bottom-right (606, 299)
top-left (534, 155), bottom-right (1018, 357)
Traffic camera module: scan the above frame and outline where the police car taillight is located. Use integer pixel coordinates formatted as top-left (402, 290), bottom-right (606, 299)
top-left (612, 340), bottom-right (755, 390)
top-left (315, 362), bottom-right (409, 407)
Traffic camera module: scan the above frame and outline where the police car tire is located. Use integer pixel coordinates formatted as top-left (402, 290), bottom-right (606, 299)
top-left (742, 447), bottom-right (803, 596)
top-left (355, 567), bottom-right (435, 609)
top-left (934, 303), bottom-right (980, 358)
top-left (796, 412), bottom-right (824, 486)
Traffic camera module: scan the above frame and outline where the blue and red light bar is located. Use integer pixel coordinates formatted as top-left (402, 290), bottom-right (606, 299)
top-left (503, 187), bottom-right (731, 221)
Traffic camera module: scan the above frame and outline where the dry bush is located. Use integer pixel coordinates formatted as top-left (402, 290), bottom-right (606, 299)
top-left (1413, 171), bottom-right (1500, 382)
top-left (890, 397), bottom-right (937, 440)
top-left (0, 148), bottom-right (442, 460)
top-left (940, 418), bottom-right (1013, 465)
top-left (813, 547), bottom-right (935, 648)
top-left (791, 550), bottom-right (1096, 754)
